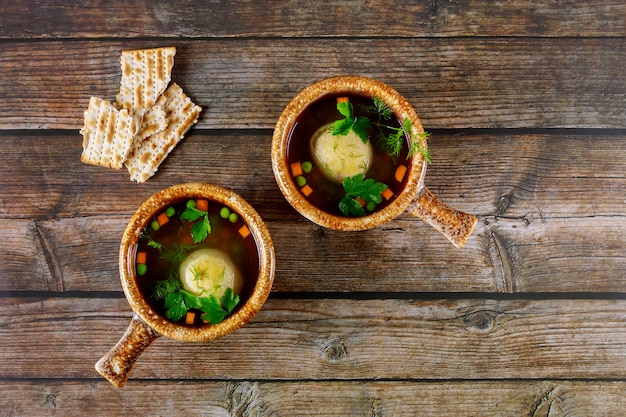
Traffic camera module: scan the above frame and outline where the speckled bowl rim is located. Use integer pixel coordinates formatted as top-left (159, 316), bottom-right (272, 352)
top-left (119, 183), bottom-right (275, 342)
top-left (271, 75), bottom-right (427, 231)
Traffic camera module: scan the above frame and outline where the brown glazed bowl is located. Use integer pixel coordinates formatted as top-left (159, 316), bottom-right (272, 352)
top-left (272, 75), bottom-right (477, 248)
top-left (95, 183), bottom-right (275, 388)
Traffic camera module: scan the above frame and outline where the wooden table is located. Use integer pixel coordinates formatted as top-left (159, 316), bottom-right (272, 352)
top-left (1, 2), bottom-right (625, 415)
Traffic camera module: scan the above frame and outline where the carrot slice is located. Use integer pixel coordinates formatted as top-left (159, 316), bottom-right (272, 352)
top-left (290, 161), bottom-right (303, 177)
top-left (185, 311), bottom-right (195, 325)
top-left (355, 197), bottom-right (366, 207)
top-left (238, 224), bottom-right (251, 238)
top-left (395, 165), bottom-right (408, 182)
top-left (157, 212), bottom-right (169, 226)
top-left (301, 184), bottom-right (313, 196)
top-left (136, 252), bottom-right (147, 264)
top-left (337, 96), bottom-right (349, 103)
top-left (382, 187), bottom-right (394, 201)
top-left (196, 199), bottom-right (209, 212)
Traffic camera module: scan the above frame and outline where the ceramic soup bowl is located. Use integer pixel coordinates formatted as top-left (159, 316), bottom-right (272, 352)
top-left (96, 183), bottom-right (275, 387)
top-left (271, 75), bottom-right (477, 247)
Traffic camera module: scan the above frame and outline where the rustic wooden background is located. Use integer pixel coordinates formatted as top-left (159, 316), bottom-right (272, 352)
top-left (1, 1), bottom-right (625, 415)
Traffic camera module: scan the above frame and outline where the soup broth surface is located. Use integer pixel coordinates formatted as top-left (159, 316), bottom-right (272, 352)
top-left (286, 94), bottom-right (412, 216)
top-left (134, 199), bottom-right (259, 326)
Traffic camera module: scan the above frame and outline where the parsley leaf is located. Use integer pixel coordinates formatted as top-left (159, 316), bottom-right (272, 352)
top-left (156, 282), bottom-right (241, 325)
top-left (180, 206), bottom-right (205, 222)
top-left (339, 195), bottom-right (366, 217)
top-left (190, 215), bottom-right (211, 243)
top-left (339, 174), bottom-right (388, 216)
top-left (336, 100), bottom-right (353, 119)
top-left (181, 206), bottom-right (211, 243)
top-left (343, 174), bottom-right (387, 203)
top-left (220, 287), bottom-right (241, 313)
top-left (200, 288), bottom-right (241, 324)
top-left (332, 118), bottom-right (353, 136)
top-left (331, 100), bottom-right (371, 143)
top-left (199, 296), bottom-right (228, 324)
top-left (164, 291), bottom-right (187, 322)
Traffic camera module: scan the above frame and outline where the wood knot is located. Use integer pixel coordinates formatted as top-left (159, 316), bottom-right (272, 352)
top-left (464, 310), bottom-right (497, 333)
top-left (323, 338), bottom-right (348, 362)
top-left (45, 393), bottom-right (58, 408)
top-left (227, 382), bottom-right (267, 416)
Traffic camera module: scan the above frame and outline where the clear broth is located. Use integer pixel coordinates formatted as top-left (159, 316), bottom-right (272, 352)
top-left (286, 94), bottom-right (411, 216)
top-left (134, 199), bottom-right (259, 326)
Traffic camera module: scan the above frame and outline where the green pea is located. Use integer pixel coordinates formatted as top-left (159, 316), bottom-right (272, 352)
top-left (136, 263), bottom-right (148, 276)
top-left (228, 212), bottom-right (239, 223)
top-left (150, 220), bottom-right (160, 231)
top-left (302, 161), bottom-right (313, 173)
top-left (296, 176), bottom-right (307, 187)
top-left (165, 206), bottom-right (176, 217)
top-left (220, 207), bottom-right (231, 219)
top-left (186, 200), bottom-right (196, 209)
top-left (366, 201), bottom-right (377, 212)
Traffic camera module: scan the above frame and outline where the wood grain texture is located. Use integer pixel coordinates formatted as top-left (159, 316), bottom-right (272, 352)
top-left (1, 380), bottom-right (624, 417)
top-left (1, 132), bottom-right (624, 293)
top-left (1, 39), bottom-right (625, 130)
top-left (2, 0), bottom-right (625, 38)
top-left (1, 1), bottom-right (624, 411)
top-left (1, 297), bottom-right (624, 380)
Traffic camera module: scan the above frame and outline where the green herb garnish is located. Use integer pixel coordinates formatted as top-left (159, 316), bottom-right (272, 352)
top-left (408, 130), bottom-right (431, 163)
top-left (339, 173), bottom-right (388, 216)
top-left (361, 97), bottom-right (432, 163)
top-left (181, 205), bottom-right (211, 243)
top-left (198, 288), bottom-right (240, 324)
top-left (153, 277), bottom-right (182, 301)
top-left (332, 100), bottom-right (372, 143)
top-left (161, 243), bottom-right (194, 267)
top-left (158, 285), bottom-right (240, 324)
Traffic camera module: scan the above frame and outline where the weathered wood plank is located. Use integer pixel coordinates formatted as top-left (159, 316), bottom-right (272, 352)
top-left (2, 0), bottom-right (625, 39)
top-left (2, 132), bottom-right (625, 220)
top-left (1, 297), bottom-right (624, 380)
top-left (1, 132), bottom-right (625, 293)
top-left (1, 380), bottom-right (624, 417)
top-left (1, 39), bottom-right (624, 130)
top-left (5, 213), bottom-right (626, 293)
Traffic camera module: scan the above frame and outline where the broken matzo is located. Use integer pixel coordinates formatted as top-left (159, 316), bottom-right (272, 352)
top-left (125, 83), bottom-right (202, 183)
top-left (116, 46), bottom-right (176, 119)
top-left (134, 104), bottom-right (167, 141)
top-left (80, 97), bottom-right (138, 169)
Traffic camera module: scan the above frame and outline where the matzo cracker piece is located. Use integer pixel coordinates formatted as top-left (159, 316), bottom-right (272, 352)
top-left (116, 46), bottom-right (176, 118)
top-left (135, 105), bottom-right (167, 141)
top-left (80, 97), bottom-right (137, 169)
top-left (125, 83), bottom-right (202, 182)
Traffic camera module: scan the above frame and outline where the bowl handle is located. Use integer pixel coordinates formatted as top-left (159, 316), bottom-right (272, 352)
top-left (407, 186), bottom-right (477, 248)
top-left (95, 313), bottom-right (160, 388)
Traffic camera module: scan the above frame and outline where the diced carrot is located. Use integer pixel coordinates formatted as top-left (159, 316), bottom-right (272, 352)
top-left (238, 224), bottom-right (251, 238)
top-left (301, 184), bottom-right (313, 196)
top-left (136, 252), bottom-right (147, 264)
top-left (185, 311), bottom-right (195, 325)
top-left (337, 96), bottom-right (349, 103)
top-left (382, 187), bottom-right (394, 201)
top-left (290, 161), bottom-right (303, 177)
top-left (156, 212), bottom-right (169, 226)
top-left (196, 199), bottom-right (209, 212)
top-left (355, 197), bottom-right (366, 207)
top-left (395, 165), bottom-right (408, 182)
